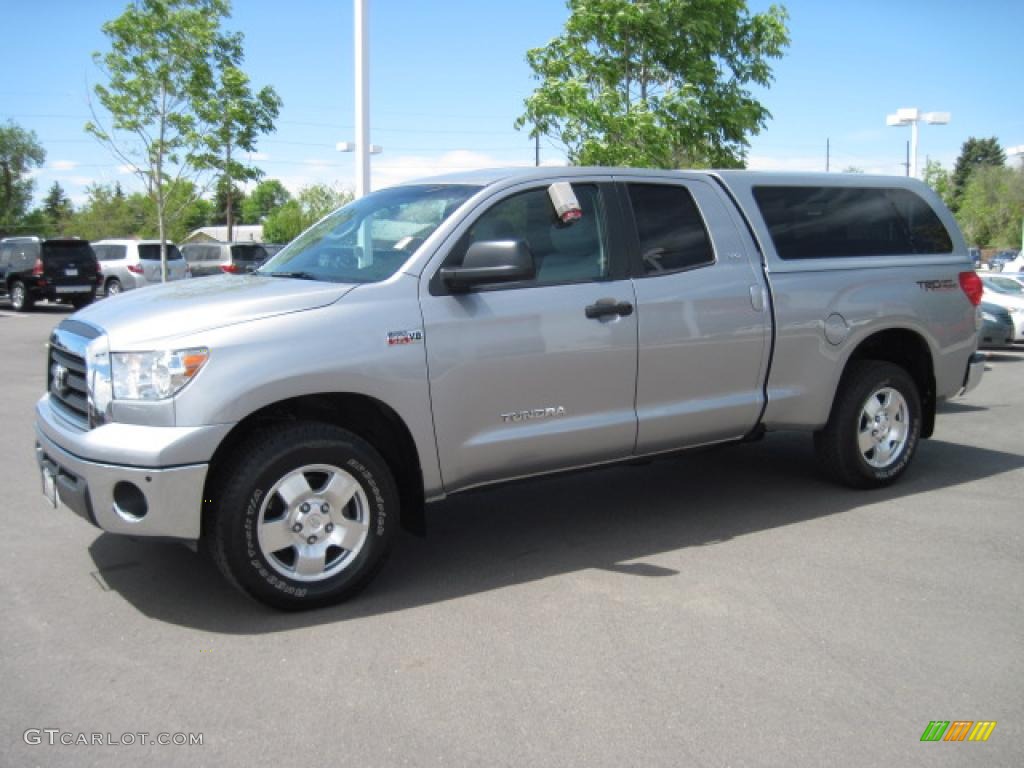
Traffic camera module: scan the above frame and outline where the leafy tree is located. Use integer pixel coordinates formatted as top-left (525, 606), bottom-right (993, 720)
top-left (87, 0), bottom-right (237, 280)
top-left (71, 183), bottom-right (149, 240)
top-left (263, 184), bottom-right (351, 243)
top-left (922, 158), bottom-right (953, 208)
top-left (195, 51), bottom-right (281, 240)
top-left (242, 178), bottom-right (291, 223)
top-left (0, 121), bottom-right (46, 235)
top-left (43, 182), bottom-right (74, 235)
top-left (951, 137), bottom-right (1006, 209)
top-left (957, 165), bottom-right (1024, 248)
top-left (516, 0), bottom-right (790, 168)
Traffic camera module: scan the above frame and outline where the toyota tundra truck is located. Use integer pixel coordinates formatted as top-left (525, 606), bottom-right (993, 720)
top-left (35, 169), bottom-right (986, 609)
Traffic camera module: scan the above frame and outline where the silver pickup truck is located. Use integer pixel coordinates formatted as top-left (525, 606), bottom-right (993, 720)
top-left (35, 168), bottom-right (986, 609)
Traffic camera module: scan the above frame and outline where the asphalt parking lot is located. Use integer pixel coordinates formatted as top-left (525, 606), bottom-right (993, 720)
top-left (1, 302), bottom-right (1021, 768)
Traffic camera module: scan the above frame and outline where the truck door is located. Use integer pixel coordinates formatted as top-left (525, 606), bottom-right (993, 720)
top-left (420, 180), bottom-right (638, 492)
top-left (618, 177), bottom-right (770, 453)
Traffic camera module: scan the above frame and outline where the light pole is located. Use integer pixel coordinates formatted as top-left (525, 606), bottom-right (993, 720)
top-left (335, 0), bottom-right (379, 198)
top-left (886, 108), bottom-right (949, 179)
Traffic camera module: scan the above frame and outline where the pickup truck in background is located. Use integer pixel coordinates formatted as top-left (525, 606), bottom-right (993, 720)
top-left (35, 168), bottom-right (985, 609)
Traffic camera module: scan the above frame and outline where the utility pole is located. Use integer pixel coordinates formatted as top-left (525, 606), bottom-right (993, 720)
top-left (826, 138), bottom-right (830, 172)
top-left (354, 0), bottom-right (370, 198)
top-left (535, 132), bottom-right (540, 167)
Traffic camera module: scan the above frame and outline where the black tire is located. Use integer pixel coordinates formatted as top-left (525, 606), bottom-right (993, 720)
top-left (206, 422), bottom-right (399, 610)
top-left (10, 280), bottom-right (33, 312)
top-left (814, 360), bottom-right (921, 489)
top-left (71, 293), bottom-right (95, 310)
top-left (105, 279), bottom-right (122, 297)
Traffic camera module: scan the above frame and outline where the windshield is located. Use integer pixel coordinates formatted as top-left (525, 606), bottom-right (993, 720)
top-left (258, 184), bottom-right (479, 283)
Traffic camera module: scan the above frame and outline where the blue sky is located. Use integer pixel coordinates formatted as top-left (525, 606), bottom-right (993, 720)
top-left (2, 0), bottom-right (1022, 206)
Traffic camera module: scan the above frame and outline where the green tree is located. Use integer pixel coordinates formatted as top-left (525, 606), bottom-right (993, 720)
top-left (0, 121), bottom-right (46, 235)
top-left (195, 51), bottom-right (281, 239)
top-left (922, 158), bottom-right (953, 208)
top-left (263, 184), bottom-right (351, 242)
top-left (70, 183), bottom-right (142, 240)
top-left (241, 178), bottom-right (291, 223)
top-left (951, 137), bottom-right (1006, 209)
top-left (516, 0), bottom-right (790, 168)
top-left (957, 165), bottom-right (1024, 248)
top-left (87, 0), bottom-right (237, 280)
top-left (43, 182), bottom-right (74, 235)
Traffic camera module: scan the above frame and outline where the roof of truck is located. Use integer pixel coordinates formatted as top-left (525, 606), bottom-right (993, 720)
top-left (402, 166), bottom-right (928, 191)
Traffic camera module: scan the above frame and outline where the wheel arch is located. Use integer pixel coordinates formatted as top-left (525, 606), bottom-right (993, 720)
top-left (838, 327), bottom-right (936, 438)
top-left (203, 392), bottom-right (426, 537)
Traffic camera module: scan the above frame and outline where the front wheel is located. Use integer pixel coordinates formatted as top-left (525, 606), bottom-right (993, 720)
top-left (206, 423), bottom-right (399, 610)
top-left (814, 361), bottom-right (921, 489)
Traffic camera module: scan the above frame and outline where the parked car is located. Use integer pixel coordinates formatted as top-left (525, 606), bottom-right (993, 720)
top-left (1001, 253), bottom-right (1024, 273)
top-left (978, 301), bottom-right (1015, 349)
top-left (92, 240), bottom-right (189, 296)
top-left (980, 274), bottom-right (1024, 340)
top-left (0, 236), bottom-right (100, 312)
top-left (35, 169), bottom-right (985, 609)
top-left (180, 241), bottom-right (272, 276)
top-left (989, 250), bottom-right (1019, 272)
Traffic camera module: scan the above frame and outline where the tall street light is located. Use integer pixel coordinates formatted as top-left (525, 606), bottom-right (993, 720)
top-left (336, 0), bottom-right (379, 198)
top-left (886, 108), bottom-right (949, 179)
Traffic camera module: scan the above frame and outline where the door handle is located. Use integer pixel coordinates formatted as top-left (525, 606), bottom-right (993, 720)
top-left (585, 299), bottom-right (634, 319)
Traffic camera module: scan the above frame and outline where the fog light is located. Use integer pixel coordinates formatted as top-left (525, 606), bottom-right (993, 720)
top-left (113, 481), bottom-right (148, 521)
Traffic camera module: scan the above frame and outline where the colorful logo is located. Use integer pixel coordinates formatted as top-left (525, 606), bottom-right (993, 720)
top-left (920, 721), bottom-right (996, 742)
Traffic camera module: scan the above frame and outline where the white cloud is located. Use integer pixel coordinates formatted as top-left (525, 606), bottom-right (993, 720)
top-left (50, 160), bottom-right (79, 171)
top-left (246, 151), bottom-right (270, 161)
top-left (117, 164), bottom-right (138, 174)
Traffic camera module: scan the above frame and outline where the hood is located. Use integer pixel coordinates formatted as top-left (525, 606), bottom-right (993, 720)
top-left (74, 274), bottom-right (357, 347)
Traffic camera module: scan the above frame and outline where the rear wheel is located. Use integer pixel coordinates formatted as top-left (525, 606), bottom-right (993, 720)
top-left (10, 280), bottom-right (33, 312)
top-left (814, 361), bottom-right (921, 488)
top-left (105, 278), bottom-right (122, 297)
top-left (206, 422), bottom-right (399, 610)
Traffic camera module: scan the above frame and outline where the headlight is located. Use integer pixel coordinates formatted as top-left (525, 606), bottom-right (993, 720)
top-left (86, 336), bottom-right (113, 427)
top-left (981, 312), bottom-right (997, 323)
top-left (111, 348), bottom-right (209, 401)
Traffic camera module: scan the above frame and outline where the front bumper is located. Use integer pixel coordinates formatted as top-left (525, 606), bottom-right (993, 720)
top-left (960, 352), bottom-right (986, 396)
top-left (34, 396), bottom-right (232, 540)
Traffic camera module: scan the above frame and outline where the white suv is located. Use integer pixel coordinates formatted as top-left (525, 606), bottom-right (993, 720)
top-left (91, 239), bottom-right (189, 296)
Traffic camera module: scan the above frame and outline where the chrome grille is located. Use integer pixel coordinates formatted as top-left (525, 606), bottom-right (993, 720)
top-left (48, 322), bottom-right (99, 429)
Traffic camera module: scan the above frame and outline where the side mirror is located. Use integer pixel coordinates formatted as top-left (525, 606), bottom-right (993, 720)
top-left (440, 239), bottom-right (535, 292)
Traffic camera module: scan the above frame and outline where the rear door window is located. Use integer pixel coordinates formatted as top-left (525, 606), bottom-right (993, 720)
top-left (231, 244), bottom-right (268, 262)
top-left (626, 184), bottom-right (715, 274)
top-left (753, 186), bottom-right (953, 259)
top-left (139, 244), bottom-right (183, 260)
top-left (94, 244), bottom-right (127, 261)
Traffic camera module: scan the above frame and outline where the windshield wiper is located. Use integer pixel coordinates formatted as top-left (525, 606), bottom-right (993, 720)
top-left (263, 271), bottom-right (320, 280)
